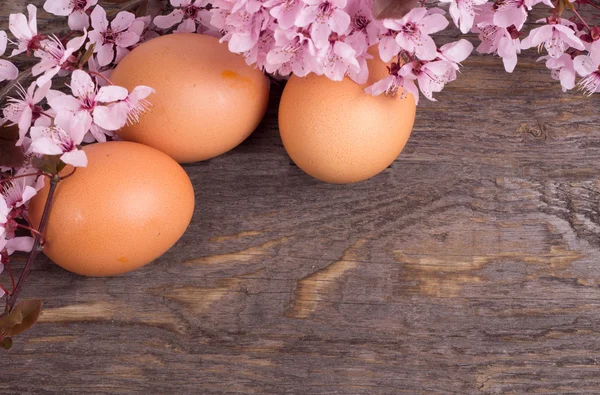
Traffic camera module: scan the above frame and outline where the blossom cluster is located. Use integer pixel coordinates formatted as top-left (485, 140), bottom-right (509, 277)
top-left (0, 3), bottom-right (155, 297)
top-left (209, 0), bottom-right (600, 100)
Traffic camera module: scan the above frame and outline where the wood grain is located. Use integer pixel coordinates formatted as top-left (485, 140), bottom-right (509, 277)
top-left (2, 1), bottom-right (600, 394)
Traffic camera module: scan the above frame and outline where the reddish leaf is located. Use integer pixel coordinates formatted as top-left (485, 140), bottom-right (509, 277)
top-left (0, 299), bottom-right (42, 337)
top-left (135, 0), bottom-right (165, 19)
top-left (372, 0), bottom-right (419, 20)
top-left (0, 337), bottom-right (12, 350)
top-left (0, 125), bottom-right (25, 169)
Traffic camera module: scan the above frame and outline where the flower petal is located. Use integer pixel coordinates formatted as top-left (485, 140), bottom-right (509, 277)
top-left (43, 0), bottom-right (73, 16)
top-left (154, 9), bottom-right (184, 29)
top-left (68, 10), bottom-right (90, 31)
top-left (96, 85), bottom-right (128, 102)
top-left (61, 149), bottom-right (88, 167)
top-left (111, 11), bottom-right (136, 32)
top-left (115, 31), bottom-right (140, 47)
top-left (96, 43), bottom-right (115, 66)
top-left (90, 5), bottom-right (108, 32)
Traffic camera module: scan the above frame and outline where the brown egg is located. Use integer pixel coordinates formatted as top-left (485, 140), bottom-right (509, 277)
top-left (278, 55), bottom-right (416, 184)
top-left (29, 141), bottom-right (195, 276)
top-left (110, 34), bottom-right (270, 163)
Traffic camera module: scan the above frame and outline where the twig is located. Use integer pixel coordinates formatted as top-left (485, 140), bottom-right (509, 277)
top-left (4, 175), bottom-right (57, 314)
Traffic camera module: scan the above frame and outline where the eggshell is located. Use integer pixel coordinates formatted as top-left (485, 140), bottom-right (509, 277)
top-left (278, 55), bottom-right (416, 184)
top-left (28, 141), bottom-right (195, 276)
top-left (110, 33), bottom-right (270, 163)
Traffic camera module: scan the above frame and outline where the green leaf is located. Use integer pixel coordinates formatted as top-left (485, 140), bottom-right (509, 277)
top-left (0, 337), bottom-right (13, 350)
top-left (0, 299), bottom-right (43, 337)
top-left (31, 155), bottom-right (62, 175)
top-left (372, 0), bottom-right (418, 20)
top-left (78, 43), bottom-right (95, 69)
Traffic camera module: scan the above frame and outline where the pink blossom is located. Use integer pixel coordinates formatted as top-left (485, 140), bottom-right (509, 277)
top-left (0, 31), bottom-right (18, 82)
top-left (1, 168), bottom-right (44, 209)
top-left (224, 9), bottom-right (272, 53)
top-left (32, 32), bottom-right (87, 86)
top-left (438, 38), bottom-right (473, 69)
top-left (383, 8), bottom-right (449, 61)
top-left (43, 0), bottom-right (98, 31)
top-left (3, 81), bottom-right (52, 145)
top-left (574, 50), bottom-right (600, 96)
top-left (6, 237), bottom-right (34, 255)
top-left (154, 0), bottom-right (213, 33)
top-left (344, 0), bottom-right (379, 50)
top-left (319, 40), bottom-right (360, 80)
top-left (474, 16), bottom-right (521, 72)
top-left (403, 60), bottom-right (453, 103)
top-left (266, 0), bottom-right (304, 29)
top-left (49, 70), bottom-right (129, 142)
top-left (266, 28), bottom-right (321, 76)
top-left (244, 28), bottom-right (276, 70)
top-left (29, 112), bottom-right (89, 167)
top-left (88, 6), bottom-right (141, 67)
top-left (542, 53), bottom-right (576, 92)
top-left (439, 0), bottom-right (487, 34)
top-left (365, 59), bottom-right (419, 100)
top-left (295, 0), bottom-right (351, 49)
top-left (493, 0), bottom-right (528, 31)
top-left (521, 19), bottom-right (584, 58)
top-left (93, 86), bottom-right (155, 130)
top-left (377, 28), bottom-right (402, 63)
top-left (9, 4), bottom-right (42, 56)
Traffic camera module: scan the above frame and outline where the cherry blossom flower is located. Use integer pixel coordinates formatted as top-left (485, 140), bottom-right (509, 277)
top-left (30, 112), bottom-right (89, 167)
top-left (493, 0), bottom-right (528, 31)
top-left (9, 4), bottom-right (42, 56)
top-left (32, 32), bottom-right (87, 86)
top-left (266, 28), bottom-right (321, 76)
top-left (541, 53), bottom-right (576, 92)
top-left (88, 7), bottom-right (141, 66)
top-left (320, 39), bottom-right (361, 80)
top-left (154, 0), bottom-right (213, 33)
top-left (473, 15), bottom-right (521, 73)
top-left (0, 31), bottom-right (18, 82)
top-left (365, 58), bottom-right (419, 100)
top-left (93, 86), bottom-right (155, 130)
top-left (224, 9), bottom-right (273, 53)
top-left (1, 168), bottom-right (44, 209)
top-left (43, 0), bottom-right (98, 31)
top-left (403, 60), bottom-right (453, 103)
top-left (439, 0), bottom-right (487, 34)
top-left (383, 8), bottom-right (449, 61)
top-left (521, 19), bottom-right (584, 58)
top-left (49, 70), bottom-right (130, 142)
top-left (3, 81), bottom-right (52, 144)
top-left (344, 0), bottom-right (379, 50)
top-left (574, 50), bottom-right (600, 96)
top-left (244, 28), bottom-right (276, 70)
top-left (295, 0), bottom-right (351, 49)
top-left (266, 0), bottom-right (304, 29)
top-left (6, 237), bottom-right (34, 255)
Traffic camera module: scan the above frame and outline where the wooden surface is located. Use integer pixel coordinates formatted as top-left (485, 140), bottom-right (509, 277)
top-left (3, 1), bottom-right (600, 394)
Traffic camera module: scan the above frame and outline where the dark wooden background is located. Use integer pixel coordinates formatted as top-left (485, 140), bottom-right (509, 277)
top-left (2, 1), bottom-right (600, 393)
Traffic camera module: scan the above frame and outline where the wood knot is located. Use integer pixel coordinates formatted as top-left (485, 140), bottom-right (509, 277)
top-left (517, 122), bottom-right (548, 140)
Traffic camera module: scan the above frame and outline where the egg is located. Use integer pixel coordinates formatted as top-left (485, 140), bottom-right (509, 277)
top-left (278, 55), bottom-right (416, 184)
top-left (28, 141), bottom-right (195, 276)
top-left (110, 33), bottom-right (270, 163)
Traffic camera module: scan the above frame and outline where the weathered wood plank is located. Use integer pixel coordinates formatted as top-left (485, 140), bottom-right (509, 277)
top-left (2, 1), bottom-right (600, 394)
